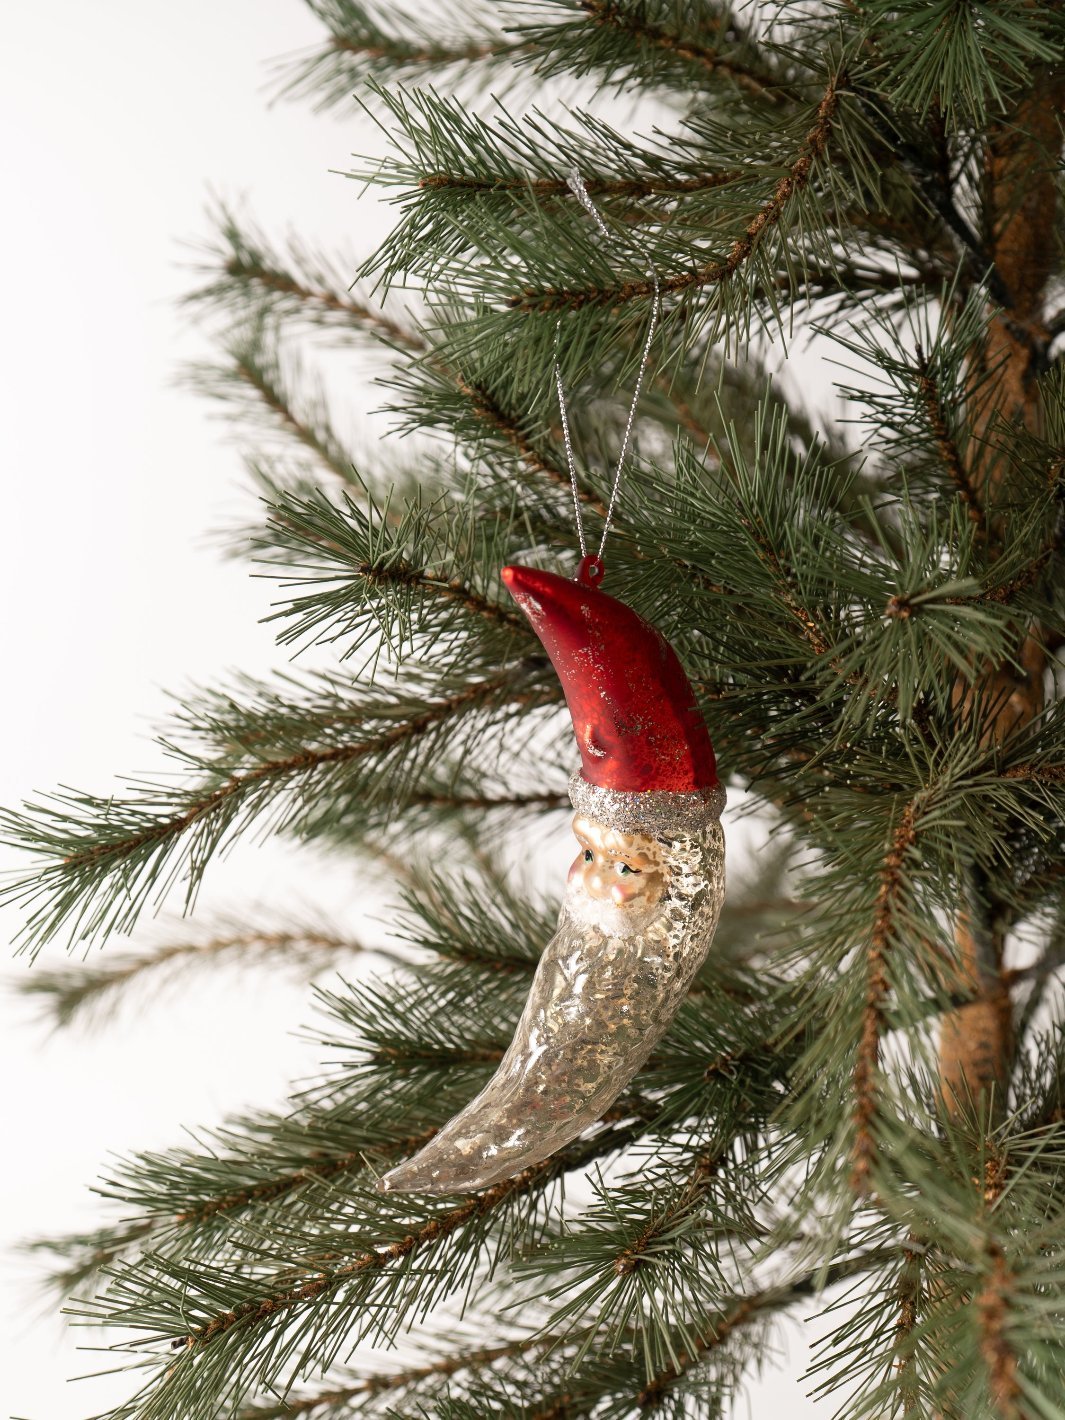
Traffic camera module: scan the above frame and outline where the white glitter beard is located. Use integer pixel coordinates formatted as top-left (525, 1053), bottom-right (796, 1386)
top-left (562, 874), bottom-right (661, 937)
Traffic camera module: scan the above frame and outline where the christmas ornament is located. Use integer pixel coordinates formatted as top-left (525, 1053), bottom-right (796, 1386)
top-left (378, 559), bottom-right (725, 1196)
top-left (377, 173), bottom-right (724, 1196)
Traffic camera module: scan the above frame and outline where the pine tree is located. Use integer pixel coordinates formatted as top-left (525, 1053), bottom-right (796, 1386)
top-left (7, 1), bottom-right (1065, 1414)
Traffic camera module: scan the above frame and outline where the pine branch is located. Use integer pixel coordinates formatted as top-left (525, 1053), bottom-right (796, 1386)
top-left (883, 538), bottom-right (1060, 618)
top-left (234, 266), bottom-right (420, 348)
top-left (574, 0), bottom-right (786, 101)
top-left (737, 506), bottom-right (860, 682)
top-left (448, 368), bottom-right (608, 515)
top-left (187, 207), bottom-right (425, 351)
top-left (261, 484), bottom-right (531, 666)
top-left (419, 169), bottom-right (744, 199)
top-left (88, 1119), bottom-right (644, 1420)
top-left (862, 0), bottom-right (1058, 128)
top-left (509, 73), bottom-right (841, 313)
top-left (185, 328), bottom-right (361, 491)
top-left (514, 1139), bottom-right (769, 1377)
top-left (1, 669), bottom-right (551, 951)
top-left (634, 1247), bottom-right (898, 1409)
top-left (275, 1), bottom-right (529, 110)
top-left (33, 1094), bottom-right (450, 1300)
top-left (18, 919), bottom-right (382, 1031)
top-left (231, 1333), bottom-right (564, 1418)
top-left (27, 864), bottom-right (606, 1296)
top-left (520, 0), bottom-right (794, 104)
top-left (23, 1219), bottom-right (157, 1301)
top-left (171, 1130), bottom-right (436, 1229)
top-left (233, 355), bottom-right (353, 486)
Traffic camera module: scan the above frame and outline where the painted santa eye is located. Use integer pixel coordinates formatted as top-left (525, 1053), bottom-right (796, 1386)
top-left (618, 863), bottom-right (640, 875)
top-left (583, 849), bottom-right (594, 863)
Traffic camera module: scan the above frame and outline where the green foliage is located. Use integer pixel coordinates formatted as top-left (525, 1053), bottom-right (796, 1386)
top-left (8, 0), bottom-right (1065, 1416)
top-left (858, 0), bottom-right (1060, 126)
top-left (262, 480), bottom-right (530, 667)
top-left (277, 1), bottom-right (528, 110)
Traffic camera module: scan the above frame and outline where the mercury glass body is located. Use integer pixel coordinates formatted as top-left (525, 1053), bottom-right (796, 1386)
top-left (378, 778), bottom-right (725, 1196)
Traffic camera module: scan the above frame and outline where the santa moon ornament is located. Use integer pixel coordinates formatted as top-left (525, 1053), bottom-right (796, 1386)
top-left (378, 556), bottom-right (725, 1196)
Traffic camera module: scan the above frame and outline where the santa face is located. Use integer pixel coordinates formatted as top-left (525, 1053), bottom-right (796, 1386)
top-left (565, 813), bottom-right (667, 935)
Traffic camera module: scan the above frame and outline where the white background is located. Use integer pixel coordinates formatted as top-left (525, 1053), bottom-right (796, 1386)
top-left (0, 6), bottom-right (823, 1416)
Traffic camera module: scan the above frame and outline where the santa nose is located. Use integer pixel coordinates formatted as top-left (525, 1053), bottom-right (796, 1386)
top-left (586, 865), bottom-right (614, 900)
top-left (569, 854), bottom-right (614, 901)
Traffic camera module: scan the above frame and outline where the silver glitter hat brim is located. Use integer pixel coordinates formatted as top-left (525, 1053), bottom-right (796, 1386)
top-left (568, 770), bottom-right (725, 836)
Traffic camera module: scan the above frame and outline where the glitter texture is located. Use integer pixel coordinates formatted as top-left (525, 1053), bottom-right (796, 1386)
top-left (377, 776), bottom-right (725, 1196)
top-left (569, 771), bottom-right (726, 836)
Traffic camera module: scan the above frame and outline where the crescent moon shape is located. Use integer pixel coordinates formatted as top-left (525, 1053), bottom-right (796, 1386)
top-left (377, 782), bottom-right (725, 1196)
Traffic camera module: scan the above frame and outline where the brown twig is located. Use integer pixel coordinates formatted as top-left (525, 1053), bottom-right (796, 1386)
top-left (895, 1236), bottom-right (925, 1417)
top-left (350, 560), bottom-right (528, 633)
top-left (232, 1335), bottom-right (557, 1417)
top-left (635, 1295), bottom-right (760, 1409)
top-left (613, 1151), bottom-right (721, 1276)
top-left (329, 35), bottom-right (517, 67)
top-left (224, 261), bottom-right (425, 353)
top-left (852, 801), bottom-right (920, 1195)
top-left (450, 371), bottom-right (608, 515)
top-left (977, 1244), bottom-right (1020, 1419)
top-left (406, 788), bottom-right (570, 812)
top-left (913, 344), bottom-right (985, 525)
top-left (1000, 763), bottom-right (1065, 785)
top-left (233, 360), bottom-right (356, 487)
top-left (419, 171), bottom-right (742, 198)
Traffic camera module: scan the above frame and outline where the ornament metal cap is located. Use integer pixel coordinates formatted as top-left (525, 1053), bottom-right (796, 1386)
top-left (501, 562), bottom-right (718, 794)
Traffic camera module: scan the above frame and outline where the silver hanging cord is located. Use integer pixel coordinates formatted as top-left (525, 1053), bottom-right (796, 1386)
top-left (554, 354), bottom-right (587, 558)
top-left (554, 169), bottom-right (661, 566)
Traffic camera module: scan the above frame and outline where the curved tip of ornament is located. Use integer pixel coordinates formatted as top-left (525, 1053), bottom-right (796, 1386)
top-left (500, 562), bottom-right (570, 607)
top-left (375, 1160), bottom-right (448, 1196)
top-left (375, 1163), bottom-right (462, 1198)
top-left (376, 1148), bottom-right (497, 1197)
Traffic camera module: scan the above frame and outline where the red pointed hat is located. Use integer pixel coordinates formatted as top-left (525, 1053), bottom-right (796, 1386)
top-left (502, 561), bottom-right (717, 794)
